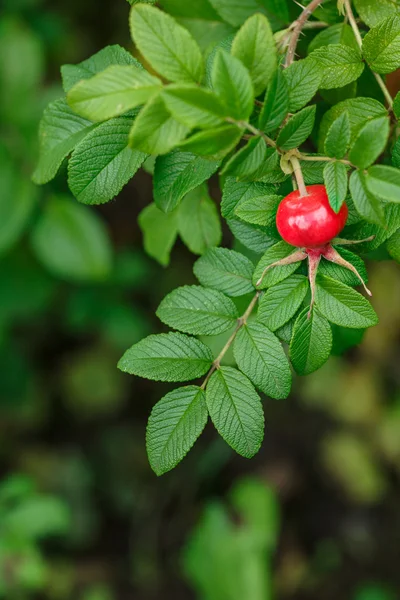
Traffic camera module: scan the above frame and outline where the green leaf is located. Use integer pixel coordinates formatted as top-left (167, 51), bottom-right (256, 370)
top-left (118, 332), bottom-right (213, 381)
top-left (253, 241), bottom-right (302, 289)
top-left (308, 23), bottom-right (359, 54)
top-left (258, 69), bottom-right (288, 133)
top-left (177, 185), bottom-right (222, 254)
top-left (208, 0), bottom-right (261, 28)
top-left (316, 275), bottom-right (378, 329)
top-left (348, 116), bottom-right (390, 169)
top-left (68, 117), bottom-right (146, 205)
top-left (157, 285), bottom-right (238, 335)
top-left (319, 246), bottom-right (368, 287)
top-left (283, 58), bottom-right (321, 113)
top-left (354, 0), bottom-right (400, 28)
top-left (129, 95), bottom-right (189, 155)
top-left (61, 45), bottom-right (140, 92)
top-left (31, 196), bottom-right (112, 282)
top-left (324, 111), bottom-right (351, 159)
top-left (147, 386), bottom-right (208, 475)
top-left (362, 16), bottom-right (400, 74)
top-left (211, 50), bottom-right (254, 120)
top-left (258, 275), bottom-right (308, 332)
top-left (178, 124), bottom-right (243, 159)
top-left (222, 136), bottom-right (267, 180)
top-left (67, 65), bottom-right (162, 122)
top-left (193, 247), bottom-right (255, 297)
top-left (153, 150), bottom-right (220, 213)
top-left (32, 99), bottom-right (97, 185)
top-left (393, 138), bottom-right (400, 169)
top-left (366, 165), bottom-right (400, 202)
top-left (221, 178), bottom-right (276, 219)
top-left (231, 13), bottom-right (276, 97)
top-left (234, 322), bottom-right (292, 399)
top-left (323, 161), bottom-right (348, 213)
top-left (308, 44), bottom-right (364, 89)
top-left (318, 97), bottom-right (388, 152)
top-left (290, 307), bottom-right (332, 375)
top-left (349, 170), bottom-right (385, 225)
top-left (394, 91), bottom-right (400, 120)
top-left (387, 229), bottom-right (400, 262)
top-left (276, 106), bottom-right (316, 150)
top-left (162, 85), bottom-right (227, 129)
top-left (235, 194), bottom-right (281, 227)
top-left (130, 3), bottom-right (204, 82)
top-left (138, 203), bottom-right (178, 266)
top-left (206, 366), bottom-right (264, 458)
top-left (228, 218), bottom-right (275, 254)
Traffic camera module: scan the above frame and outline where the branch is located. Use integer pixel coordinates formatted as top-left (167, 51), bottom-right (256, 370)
top-left (201, 292), bottom-right (260, 389)
top-left (285, 0), bottom-right (326, 68)
top-left (343, 0), bottom-right (393, 110)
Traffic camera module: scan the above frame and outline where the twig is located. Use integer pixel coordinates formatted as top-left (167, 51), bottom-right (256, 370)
top-left (299, 153), bottom-right (355, 167)
top-left (201, 292), bottom-right (260, 390)
top-left (343, 0), bottom-right (393, 109)
top-left (285, 0), bottom-right (326, 68)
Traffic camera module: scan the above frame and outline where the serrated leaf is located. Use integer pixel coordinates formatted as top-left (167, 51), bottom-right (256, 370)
top-left (130, 3), bottom-right (204, 82)
top-left (387, 229), bottom-right (400, 262)
top-left (162, 85), bottom-right (227, 129)
top-left (129, 94), bottom-right (189, 155)
top-left (348, 116), bottom-right (390, 169)
top-left (349, 170), bottom-right (385, 226)
top-left (308, 44), bottom-right (364, 89)
top-left (258, 275), bottom-right (308, 331)
top-left (193, 247), bottom-right (255, 297)
top-left (300, 159), bottom-right (325, 185)
top-left (221, 178), bottom-right (276, 219)
top-left (258, 69), bottom-right (288, 133)
top-left (366, 165), bottom-right (400, 202)
top-left (276, 105), bottom-right (316, 150)
top-left (206, 366), bottom-right (264, 457)
top-left (283, 58), bottom-right (321, 112)
top-left (228, 218), bottom-right (275, 254)
top-left (138, 203), bottom-right (178, 266)
top-left (354, 0), bottom-right (400, 28)
top-left (153, 150), bottom-right (220, 213)
top-left (147, 386), bottom-right (208, 475)
top-left (178, 124), bottom-right (243, 159)
top-left (31, 196), bottom-right (112, 282)
top-left (308, 23), bottom-right (359, 54)
top-left (211, 49), bottom-right (254, 120)
top-left (67, 65), bottom-right (162, 122)
top-left (222, 137), bottom-right (268, 180)
top-left (323, 161), bottom-right (348, 213)
top-left (177, 185), bottom-right (222, 254)
top-left (208, 0), bottom-right (261, 28)
top-left (157, 285), bottom-right (238, 335)
top-left (324, 112), bottom-right (351, 159)
top-left (231, 13), bottom-right (276, 97)
top-left (61, 44), bottom-right (140, 92)
top-left (363, 16), bottom-right (400, 74)
top-left (316, 275), bottom-right (378, 329)
top-left (394, 91), bottom-right (400, 120)
top-left (318, 97), bottom-right (387, 152)
top-left (254, 241), bottom-right (302, 289)
top-left (68, 117), bottom-right (146, 205)
top-left (118, 332), bottom-right (213, 381)
top-left (393, 138), bottom-right (400, 169)
top-left (290, 307), bottom-right (332, 375)
top-left (32, 99), bottom-right (97, 185)
top-left (235, 194), bottom-right (281, 226)
top-left (234, 322), bottom-right (292, 399)
top-left (319, 246), bottom-right (368, 287)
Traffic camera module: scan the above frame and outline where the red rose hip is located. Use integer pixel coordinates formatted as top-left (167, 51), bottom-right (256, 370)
top-left (276, 184), bottom-right (348, 248)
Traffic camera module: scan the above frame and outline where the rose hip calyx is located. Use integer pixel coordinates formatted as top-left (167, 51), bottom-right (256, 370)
top-left (257, 185), bottom-right (373, 317)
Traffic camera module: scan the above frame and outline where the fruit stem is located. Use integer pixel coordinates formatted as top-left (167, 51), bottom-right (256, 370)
top-left (343, 0), bottom-right (393, 110)
top-left (289, 155), bottom-right (309, 197)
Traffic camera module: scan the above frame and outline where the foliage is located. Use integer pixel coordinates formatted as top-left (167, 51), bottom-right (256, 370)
top-left (31, 0), bottom-right (400, 474)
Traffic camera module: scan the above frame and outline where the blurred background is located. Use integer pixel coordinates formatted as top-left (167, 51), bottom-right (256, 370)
top-left (0, 0), bottom-right (400, 598)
